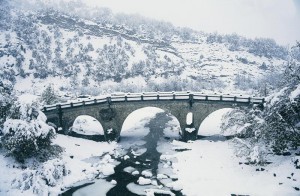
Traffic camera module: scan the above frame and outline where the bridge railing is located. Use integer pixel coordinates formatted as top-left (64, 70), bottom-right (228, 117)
top-left (42, 91), bottom-right (265, 112)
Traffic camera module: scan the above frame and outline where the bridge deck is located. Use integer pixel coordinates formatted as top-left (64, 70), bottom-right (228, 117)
top-left (42, 91), bottom-right (265, 112)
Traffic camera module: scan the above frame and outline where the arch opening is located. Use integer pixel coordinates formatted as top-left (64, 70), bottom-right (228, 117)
top-left (120, 107), bottom-right (181, 143)
top-left (197, 108), bottom-right (233, 137)
top-left (72, 115), bottom-right (104, 136)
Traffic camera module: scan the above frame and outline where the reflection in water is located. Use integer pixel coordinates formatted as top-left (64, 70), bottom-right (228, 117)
top-left (107, 112), bottom-right (182, 195)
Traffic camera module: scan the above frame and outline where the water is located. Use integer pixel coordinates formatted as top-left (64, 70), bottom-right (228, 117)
top-left (62, 112), bottom-right (183, 196)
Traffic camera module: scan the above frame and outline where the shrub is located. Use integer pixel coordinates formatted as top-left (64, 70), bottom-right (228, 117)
top-left (40, 159), bottom-right (68, 186)
top-left (11, 159), bottom-right (68, 194)
top-left (2, 118), bottom-right (55, 162)
top-left (1, 96), bottom-right (56, 162)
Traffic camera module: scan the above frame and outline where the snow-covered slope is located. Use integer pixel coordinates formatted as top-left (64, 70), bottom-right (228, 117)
top-left (0, 0), bottom-right (293, 99)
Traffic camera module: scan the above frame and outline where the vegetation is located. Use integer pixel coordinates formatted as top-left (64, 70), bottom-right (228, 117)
top-left (40, 85), bottom-right (59, 105)
top-left (0, 0), bottom-right (290, 95)
top-left (0, 80), bottom-right (15, 133)
top-left (1, 98), bottom-right (56, 162)
top-left (222, 43), bottom-right (300, 160)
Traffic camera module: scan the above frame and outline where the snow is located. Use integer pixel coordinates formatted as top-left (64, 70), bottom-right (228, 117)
top-left (2, 7), bottom-right (288, 103)
top-left (120, 107), bottom-right (164, 140)
top-left (141, 170), bottom-right (153, 178)
top-left (72, 179), bottom-right (115, 196)
top-left (137, 177), bottom-right (152, 185)
top-left (290, 84), bottom-right (300, 101)
top-left (131, 148), bottom-right (147, 156)
top-left (102, 164), bottom-right (115, 176)
top-left (119, 107), bottom-right (181, 140)
top-left (132, 170), bottom-right (140, 175)
top-left (39, 158), bottom-right (68, 186)
top-left (163, 117), bottom-right (181, 138)
top-left (72, 115), bottom-right (104, 135)
top-left (123, 166), bottom-right (136, 173)
top-left (3, 119), bottom-right (50, 137)
top-left (198, 108), bottom-right (232, 136)
top-left (171, 138), bottom-right (300, 196)
top-left (185, 127), bottom-right (195, 133)
top-left (268, 87), bottom-right (288, 106)
top-left (123, 155), bottom-right (130, 160)
top-left (48, 135), bottom-right (117, 194)
top-left (110, 179), bottom-right (117, 185)
top-left (17, 93), bottom-right (39, 106)
top-left (145, 189), bottom-right (175, 196)
top-left (186, 112), bottom-right (193, 125)
top-left (249, 145), bottom-right (267, 163)
top-left (126, 183), bottom-right (154, 195)
top-left (0, 153), bottom-right (30, 196)
top-left (157, 173), bottom-right (168, 179)
top-left (0, 133), bottom-right (119, 195)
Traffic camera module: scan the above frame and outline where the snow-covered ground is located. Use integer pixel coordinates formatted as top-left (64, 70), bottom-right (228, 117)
top-left (0, 107), bottom-right (299, 195)
top-left (0, 135), bottom-right (118, 196)
top-left (171, 138), bottom-right (300, 196)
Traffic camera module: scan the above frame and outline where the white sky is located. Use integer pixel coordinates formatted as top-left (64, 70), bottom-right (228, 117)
top-left (83, 0), bottom-right (300, 45)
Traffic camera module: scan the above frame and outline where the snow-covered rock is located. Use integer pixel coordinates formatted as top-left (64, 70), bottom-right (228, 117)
top-left (137, 177), bottom-right (152, 185)
top-left (101, 164), bottom-right (115, 176)
top-left (141, 170), bottom-right (153, 178)
top-left (157, 173), bottom-right (168, 179)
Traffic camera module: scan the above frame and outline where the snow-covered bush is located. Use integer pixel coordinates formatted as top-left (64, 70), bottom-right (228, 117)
top-left (249, 145), bottom-right (267, 164)
top-left (230, 138), bottom-right (267, 164)
top-left (221, 108), bottom-right (264, 138)
top-left (0, 79), bottom-right (15, 133)
top-left (11, 169), bottom-right (46, 195)
top-left (260, 87), bottom-right (300, 153)
top-left (40, 159), bottom-right (68, 186)
top-left (11, 159), bottom-right (68, 194)
top-left (223, 88), bottom-right (300, 155)
top-left (222, 44), bottom-right (300, 156)
top-left (2, 119), bottom-right (55, 162)
top-left (1, 95), bottom-right (55, 162)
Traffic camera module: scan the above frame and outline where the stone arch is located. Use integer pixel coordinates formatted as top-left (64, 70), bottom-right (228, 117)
top-left (190, 102), bottom-right (236, 136)
top-left (49, 104), bottom-right (105, 134)
top-left (197, 108), bottom-right (233, 136)
top-left (119, 106), bottom-right (181, 141)
top-left (100, 101), bottom-right (192, 141)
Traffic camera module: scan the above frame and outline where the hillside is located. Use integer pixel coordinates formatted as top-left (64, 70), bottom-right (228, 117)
top-left (0, 0), bottom-right (294, 100)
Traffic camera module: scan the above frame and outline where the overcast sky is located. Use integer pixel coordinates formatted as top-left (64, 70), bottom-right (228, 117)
top-left (82, 0), bottom-right (300, 45)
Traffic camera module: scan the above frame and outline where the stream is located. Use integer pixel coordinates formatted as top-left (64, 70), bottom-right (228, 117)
top-left (61, 112), bottom-right (183, 196)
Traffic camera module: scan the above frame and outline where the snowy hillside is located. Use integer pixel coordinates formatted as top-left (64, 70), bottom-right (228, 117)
top-left (0, 0), bottom-right (293, 99)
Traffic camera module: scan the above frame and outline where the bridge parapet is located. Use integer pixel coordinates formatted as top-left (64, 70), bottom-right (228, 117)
top-left (42, 91), bottom-right (265, 112)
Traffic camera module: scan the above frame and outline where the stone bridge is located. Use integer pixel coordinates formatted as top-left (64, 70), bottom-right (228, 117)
top-left (42, 92), bottom-right (265, 141)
